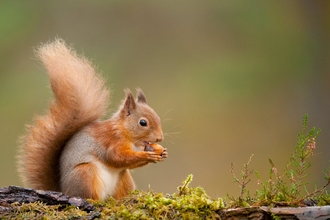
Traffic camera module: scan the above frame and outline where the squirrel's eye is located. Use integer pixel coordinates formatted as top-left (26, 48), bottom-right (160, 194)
top-left (139, 119), bottom-right (147, 127)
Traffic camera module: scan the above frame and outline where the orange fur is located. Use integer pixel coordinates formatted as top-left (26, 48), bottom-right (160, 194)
top-left (63, 163), bottom-right (102, 199)
top-left (17, 39), bottom-right (109, 191)
top-left (88, 120), bottom-right (162, 169)
top-left (112, 169), bottom-right (135, 199)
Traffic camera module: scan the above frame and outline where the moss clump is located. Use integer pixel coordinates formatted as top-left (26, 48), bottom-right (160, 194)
top-left (92, 175), bottom-right (225, 219)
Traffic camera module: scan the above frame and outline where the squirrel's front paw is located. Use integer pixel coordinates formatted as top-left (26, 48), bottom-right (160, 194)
top-left (146, 151), bottom-right (163, 163)
top-left (144, 143), bottom-right (167, 158)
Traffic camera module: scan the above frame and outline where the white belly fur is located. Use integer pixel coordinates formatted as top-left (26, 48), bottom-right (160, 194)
top-left (94, 160), bottom-right (121, 200)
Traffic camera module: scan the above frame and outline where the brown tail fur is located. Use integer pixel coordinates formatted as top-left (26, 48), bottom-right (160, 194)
top-left (17, 39), bottom-right (110, 191)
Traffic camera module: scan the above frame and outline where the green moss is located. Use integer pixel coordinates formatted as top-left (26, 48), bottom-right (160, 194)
top-left (92, 175), bottom-right (225, 219)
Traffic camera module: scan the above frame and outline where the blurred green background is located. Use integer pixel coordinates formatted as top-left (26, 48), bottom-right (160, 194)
top-left (1, 1), bottom-right (330, 199)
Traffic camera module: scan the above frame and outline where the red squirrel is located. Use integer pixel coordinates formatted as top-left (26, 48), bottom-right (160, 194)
top-left (17, 39), bottom-right (167, 200)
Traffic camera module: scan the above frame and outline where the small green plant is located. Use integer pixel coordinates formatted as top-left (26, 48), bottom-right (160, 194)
top-left (230, 114), bottom-right (330, 207)
top-left (178, 173), bottom-right (194, 196)
top-left (227, 154), bottom-right (254, 207)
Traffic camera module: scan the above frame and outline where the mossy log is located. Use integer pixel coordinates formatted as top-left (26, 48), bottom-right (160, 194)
top-left (0, 186), bottom-right (99, 219)
top-left (0, 186), bottom-right (93, 211)
top-left (1, 186), bottom-right (330, 219)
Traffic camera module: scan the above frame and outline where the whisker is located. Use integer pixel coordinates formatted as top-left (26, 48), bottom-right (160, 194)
top-left (162, 109), bottom-right (173, 117)
top-left (166, 124), bottom-right (181, 131)
top-left (163, 118), bottom-right (173, 122)
top-left (168, 139), bottom-right (174, 145)
top-left (164, 137), bottom-right (175, 145)
top-left (164, 132), bottom-right (181, 135)
top-left (165, 137), bottom-right (178, 144)
top-left (165, 135), bottom-right (180, 140)
top-left (164, 133), bottom-right (178, 145)
top-left (164, 131), bottom-right (181, 141)
top-left (163, 138), bottom-right (170, 145)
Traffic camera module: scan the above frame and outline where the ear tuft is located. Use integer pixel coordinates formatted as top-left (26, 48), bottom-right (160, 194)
top-left (136, 88), bottom-right (147, 103)
top-left (123, 89), bottom-right (136, 116)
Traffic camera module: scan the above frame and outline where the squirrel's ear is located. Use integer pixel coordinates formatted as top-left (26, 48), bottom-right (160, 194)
top-left (122, 89), bottom-right (136, 116)
top-left (136, 88), bottom-right (147, 104)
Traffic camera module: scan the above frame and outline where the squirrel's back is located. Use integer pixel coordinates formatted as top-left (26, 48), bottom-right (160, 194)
top-left (17, 39), bottom-right (109, 191)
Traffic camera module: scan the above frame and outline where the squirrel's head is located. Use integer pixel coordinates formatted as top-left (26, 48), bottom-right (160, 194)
top-left (118, 88), bottom-right (164, 147)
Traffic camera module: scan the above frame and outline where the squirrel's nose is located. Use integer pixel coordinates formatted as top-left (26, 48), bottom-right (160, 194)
top-left (156, 138), bottom-right (162, 142)
top-left (155, 131), bottom-right (164, 142)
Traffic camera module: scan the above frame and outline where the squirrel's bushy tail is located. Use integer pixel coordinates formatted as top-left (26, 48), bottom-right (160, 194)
top-left (17, 39), bottom-right (109, 191)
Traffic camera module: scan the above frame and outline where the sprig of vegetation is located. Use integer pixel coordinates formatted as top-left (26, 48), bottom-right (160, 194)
top-left (227, 154), bottom-right (254, 207)
top-left (230, 114), bottom-right (330, 207)
top-left (178, 174), bottom-right (193, 196)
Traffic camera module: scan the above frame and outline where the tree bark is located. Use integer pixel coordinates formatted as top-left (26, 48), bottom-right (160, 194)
top-left (0, 186), bottom-right (94, 212)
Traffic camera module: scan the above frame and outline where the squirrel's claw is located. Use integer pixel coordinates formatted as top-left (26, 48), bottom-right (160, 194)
top-left (161, 148), bottom-right (168, 159)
